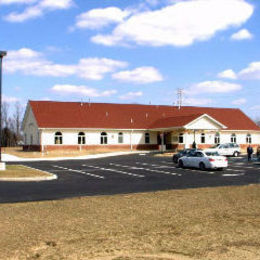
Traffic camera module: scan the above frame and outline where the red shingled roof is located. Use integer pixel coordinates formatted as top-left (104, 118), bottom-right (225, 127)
top-left (28, 101), bottom-right (260, 131)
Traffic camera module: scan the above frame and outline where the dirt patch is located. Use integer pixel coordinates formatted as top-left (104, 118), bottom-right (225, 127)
top-left (3, 146), bottom-right (121, 158)
top-left (0, 165), bottom-right (51, 178)
top-left (0, 185), bottom-right (259, 259)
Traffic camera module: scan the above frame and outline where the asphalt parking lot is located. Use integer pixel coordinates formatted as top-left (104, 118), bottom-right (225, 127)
top-left (1, 153), bottom-right (260, 203)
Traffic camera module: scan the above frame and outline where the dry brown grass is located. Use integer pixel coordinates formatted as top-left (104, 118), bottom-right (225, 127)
top-left (0, 185), bottom-right (260, 259)
top-left (2, 147), bottom-right (121, 158)
top-left (0, 165), bottom-right (51, 178)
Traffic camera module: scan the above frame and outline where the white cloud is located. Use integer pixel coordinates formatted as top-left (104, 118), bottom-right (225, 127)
top-left (112, 67), bottom-right (163, 84)
top-left (232, 98), bottom-right (247, 105)
top-left (119, 91), bottom-right (143, 100)
top-left (74, 7), bottom-right (131, 30)
top-left (250, 105), bottom-right (260, 111)
top-left (230, 28), bottom-right (253, 40)
top-left (186, 80), bottom-right (242, 95)
top-left (4, 0), bottom-right (74, 22)
top-left (77, 58), bottom-right (128, 80)
top-left (182, 97), bottom-right (213, 106)
top-left (91, 0), bottom-right (253, 47)
top-left (238, 61), bottom-right (260, 80)
top-left (217, 69), bottom-right (237, 80)
top-left (3, 95), bottom-right (20, 103)
top-left (51, 84), bottom-right (117, 97)
top-left (4, 48), bottom-right (128, 80)
top-left (0, 0), bottom-right (36, 4)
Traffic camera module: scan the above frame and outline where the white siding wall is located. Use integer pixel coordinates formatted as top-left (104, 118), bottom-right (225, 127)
top-left (23, 107), bottom-right (39, 145)
top-left (41, 130), bottom-right (157, 145)
top-left (171, 131), bottom-right (260, 146)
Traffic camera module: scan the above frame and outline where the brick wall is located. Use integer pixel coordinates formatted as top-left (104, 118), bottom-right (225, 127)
top-left (23, 144), bottom-right (159, 152)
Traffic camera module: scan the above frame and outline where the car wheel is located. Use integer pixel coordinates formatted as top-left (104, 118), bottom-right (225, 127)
top-left (217, 168), bottom-right (223, 171)
top-left (199, 162), bottom-right (206, 171)
top-left (178, 160), bottom-right (184, 168)
top-left (233, 151), bottom-right (239, 157)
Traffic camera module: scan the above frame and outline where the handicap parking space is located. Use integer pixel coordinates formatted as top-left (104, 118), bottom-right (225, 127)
top-left (1, 153), bottom-right (259, 203)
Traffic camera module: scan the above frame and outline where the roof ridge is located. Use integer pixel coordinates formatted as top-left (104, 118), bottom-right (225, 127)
top-left (28, 100), bottom-right (242, 110)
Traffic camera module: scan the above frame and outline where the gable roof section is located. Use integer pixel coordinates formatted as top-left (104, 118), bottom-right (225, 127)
top-left (150, 114), bottom-right (204, 129)
top-left (184, 113), bottom-right (227, 129)
top-left (28, 101), bottom-right (260, 131)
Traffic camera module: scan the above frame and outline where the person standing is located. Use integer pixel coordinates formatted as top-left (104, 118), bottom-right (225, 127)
top-left (247, 145), bottom-right (253, 162)
top-left (256, 145), bottom-right (260, 161)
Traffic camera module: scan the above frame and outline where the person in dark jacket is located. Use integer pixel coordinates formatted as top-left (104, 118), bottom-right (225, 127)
top-left (256, 145), bottom-right (260, 161)
top-left (247, 145), bottom-right (253, 162)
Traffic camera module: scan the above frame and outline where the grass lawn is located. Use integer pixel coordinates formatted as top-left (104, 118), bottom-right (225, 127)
top-left (0, 165), bottom-right (51, 178)
top-left (3, 147), bottom-right (124, 158)
top-left (0, 185), bottom-right (259, 259)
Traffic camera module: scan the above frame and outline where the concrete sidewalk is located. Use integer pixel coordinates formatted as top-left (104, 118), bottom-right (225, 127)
top-left (2, 151), bottom-right (152, 162)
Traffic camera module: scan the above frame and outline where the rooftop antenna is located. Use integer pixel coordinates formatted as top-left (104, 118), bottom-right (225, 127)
top-left (177, 88), bottom-right (183, 110)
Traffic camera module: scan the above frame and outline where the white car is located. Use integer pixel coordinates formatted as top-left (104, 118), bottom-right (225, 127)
top-left (204, 143), bottom-right (240, 157)
top-left (178, 150), bottom-right (228, 170)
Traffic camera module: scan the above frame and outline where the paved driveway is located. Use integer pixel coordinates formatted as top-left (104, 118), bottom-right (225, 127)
top-left (1, 154), bottom-right (259, 203)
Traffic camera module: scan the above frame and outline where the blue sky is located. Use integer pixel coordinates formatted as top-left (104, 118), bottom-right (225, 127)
top-left (1, 0), bottom-right (260, 119)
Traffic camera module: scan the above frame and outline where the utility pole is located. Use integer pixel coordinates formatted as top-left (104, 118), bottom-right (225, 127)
top-left (0, 51), bottom-right (7, 170)
top-left (177, 88), bottom-right (183, 110)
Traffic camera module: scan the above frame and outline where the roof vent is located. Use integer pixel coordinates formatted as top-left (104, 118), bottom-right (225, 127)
top-left (145, 113), bottom-right (149, 118)
top-left (131, 118), bottom-right (133, 124)
top-left (106, 112), bottom-right (109, 117)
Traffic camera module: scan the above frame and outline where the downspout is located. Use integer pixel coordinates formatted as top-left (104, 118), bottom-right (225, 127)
top-left (130, 129), bottom-right (133, 151)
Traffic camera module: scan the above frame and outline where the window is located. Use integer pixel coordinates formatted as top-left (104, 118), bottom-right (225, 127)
top-left (214, 132), bottom-right (220, 144)
top-left (231, 133), bottom-right (236, 143)
top-left (246, 133), bottom-right (252, 144)
top-left (100, 132), bottom-right (108, 144)
top-left (201, 133), bottom-right (205, 144)
top-left (195, 152), bottom-right (204, 157)
top-left (178, 133), bottom-right (184, 144)
top-left (118, 132), bottom-right (123, 144)
top-left (55, 132), bottom-right (62, 144)
top-left (145, 133), bottom-right (150, 144)
top-left (78, 132), bottom-right (86, 145)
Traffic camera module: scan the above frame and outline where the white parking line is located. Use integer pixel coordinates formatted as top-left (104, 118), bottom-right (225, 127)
top-left (110, 163), bottom-right (180, 176)
top-left (226, 168), bottom-right (243, 172)
top-left (82, 165), bottom-right (144, 178)
top-left (222, 173), bottom-right (245, 177)
top-left (229, 165), bottom-right (256, 169)
top-left (53, 165), bottom-right (105, 179)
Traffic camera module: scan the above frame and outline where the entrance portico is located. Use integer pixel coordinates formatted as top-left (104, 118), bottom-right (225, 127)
top-left (153, 114), bottom-right (227, 151)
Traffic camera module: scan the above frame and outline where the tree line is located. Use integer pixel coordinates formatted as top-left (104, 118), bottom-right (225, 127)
top-left (1, 102), bottom-right (23, 147)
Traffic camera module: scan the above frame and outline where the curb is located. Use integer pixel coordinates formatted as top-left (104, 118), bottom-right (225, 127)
top-left (0, 174), bottom-right (57, 182)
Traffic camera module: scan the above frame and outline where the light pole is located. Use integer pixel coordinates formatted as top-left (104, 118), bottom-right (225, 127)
top-left (0, 51), bottom-right (7, 170)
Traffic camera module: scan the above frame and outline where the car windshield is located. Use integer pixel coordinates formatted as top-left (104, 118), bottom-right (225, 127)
top-left (206, 152), bottom-right (220, 156)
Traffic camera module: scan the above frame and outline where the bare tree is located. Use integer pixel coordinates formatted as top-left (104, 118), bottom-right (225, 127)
top-left (254, 116), bottom-right (260, 126)
top-left (13, 101), bottom-right (23, 141)
top-left (2, 102), bottom-right (10, 129)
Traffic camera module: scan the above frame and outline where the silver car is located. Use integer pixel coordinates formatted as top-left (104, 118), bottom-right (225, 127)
top-left (204, 143), bottom-right (240, 157)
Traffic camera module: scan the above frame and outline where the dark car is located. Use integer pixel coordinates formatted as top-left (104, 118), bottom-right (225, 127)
top-left (172, 148), bottom-right (196, 163)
